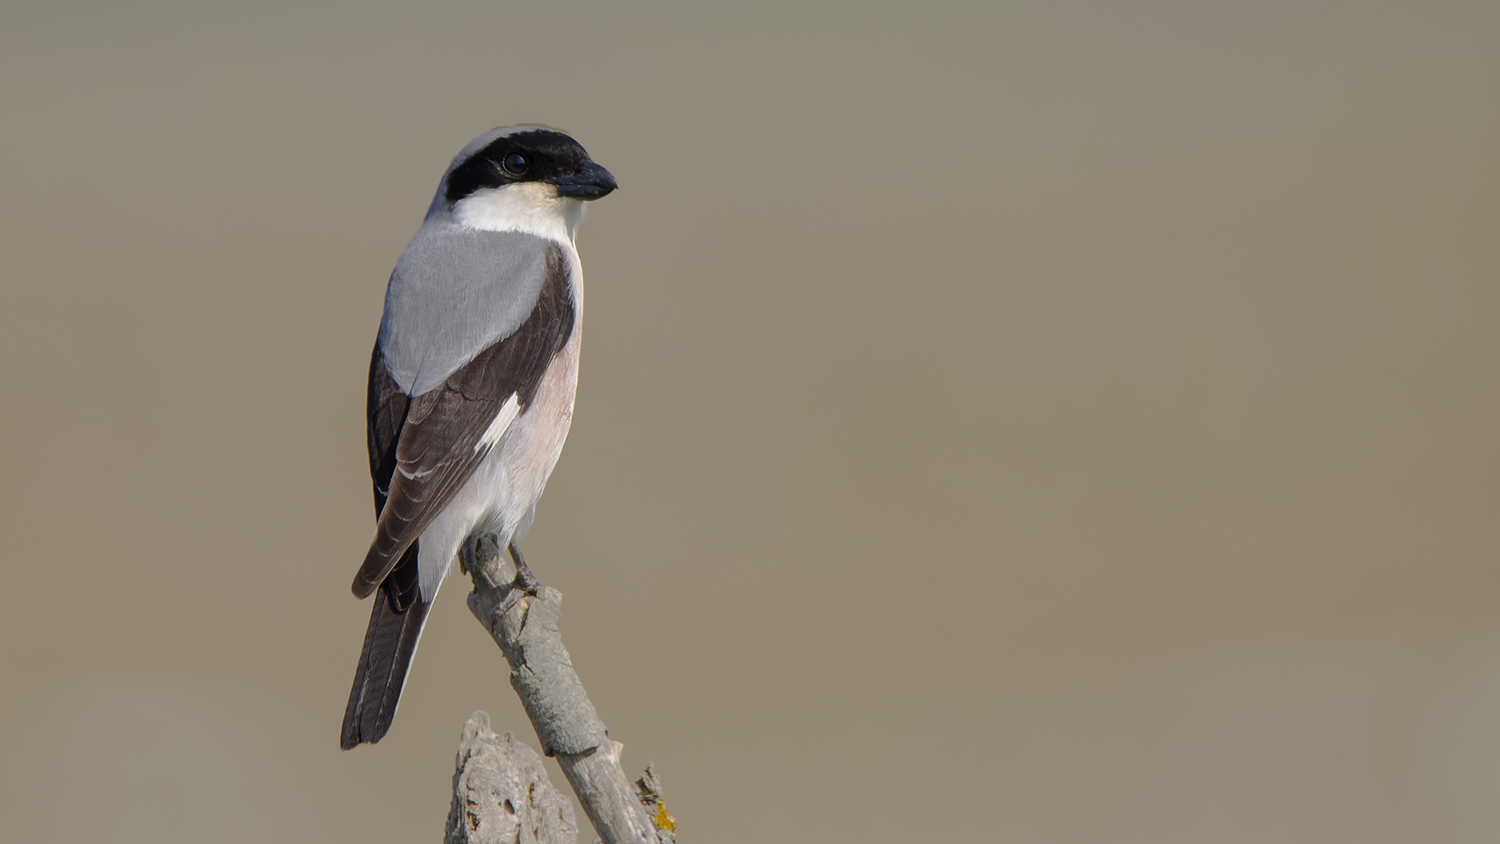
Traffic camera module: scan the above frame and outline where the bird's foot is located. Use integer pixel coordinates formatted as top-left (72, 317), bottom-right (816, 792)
top-left (458, 532), bottom-right (503, 576)
top-left (508, 541), bottom-right (542, 593)
top-left (495, 541), bottom-right (542, 616)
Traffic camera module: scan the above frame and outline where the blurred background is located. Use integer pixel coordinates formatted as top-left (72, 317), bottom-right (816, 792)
top-left (2, 1), bottom-right (1497, 841)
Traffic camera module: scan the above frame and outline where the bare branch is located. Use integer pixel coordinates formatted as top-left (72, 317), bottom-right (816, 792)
top-left (444, 711), bottom-right (578, 844)
top-left (463, 540), bottom-right (670, 844)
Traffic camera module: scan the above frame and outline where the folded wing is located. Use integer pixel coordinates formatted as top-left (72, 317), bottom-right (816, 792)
top-left (351, 243), bottom-right (574, 598)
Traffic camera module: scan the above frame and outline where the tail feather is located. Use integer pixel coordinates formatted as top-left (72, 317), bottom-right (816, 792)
top-left (342, 547), bottom-right (429, 749)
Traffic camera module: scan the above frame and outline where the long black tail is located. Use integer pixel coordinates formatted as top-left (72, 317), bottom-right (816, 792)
top-left (341, 546), bottom-right (428, 749)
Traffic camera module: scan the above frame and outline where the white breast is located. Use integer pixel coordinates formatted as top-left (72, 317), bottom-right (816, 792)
top-left (411, 246), bottom-right (584, 600)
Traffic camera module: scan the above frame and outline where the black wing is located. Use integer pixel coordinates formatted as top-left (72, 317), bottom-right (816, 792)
top-left (350, 243), bottom-right (574, 598)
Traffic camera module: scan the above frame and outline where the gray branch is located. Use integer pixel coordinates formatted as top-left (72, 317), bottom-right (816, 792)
top-left (444, 712), bottom-right (578, 844)
top-left (459, 538), bottom-right (673, 844)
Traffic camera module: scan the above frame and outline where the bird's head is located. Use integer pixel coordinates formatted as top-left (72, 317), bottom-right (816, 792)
top-left (436, 125), bottom-right (617, 241)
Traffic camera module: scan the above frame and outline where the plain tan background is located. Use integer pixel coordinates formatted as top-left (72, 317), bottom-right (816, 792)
top-left (2, 1), bottom-right (1498, 841)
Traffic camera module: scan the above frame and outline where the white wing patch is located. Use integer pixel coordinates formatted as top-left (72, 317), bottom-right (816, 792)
top-left (475, 394), bottom-right (522, 453)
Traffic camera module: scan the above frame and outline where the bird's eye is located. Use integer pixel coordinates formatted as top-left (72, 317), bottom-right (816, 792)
top-left (501, 153), bottom-right (529, 176)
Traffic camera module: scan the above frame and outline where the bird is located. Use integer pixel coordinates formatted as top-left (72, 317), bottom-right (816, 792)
top-left (341, 126), bottom-right (617, 750)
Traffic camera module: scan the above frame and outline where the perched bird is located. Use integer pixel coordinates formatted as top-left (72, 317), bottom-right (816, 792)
top-left (341, 126), bottom-right (617, 749)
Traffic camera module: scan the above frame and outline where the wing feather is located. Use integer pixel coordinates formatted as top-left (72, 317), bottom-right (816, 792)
top-left (351, 243), bottom-right (573, 598)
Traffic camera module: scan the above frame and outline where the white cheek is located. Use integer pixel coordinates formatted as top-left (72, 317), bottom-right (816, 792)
top-left (452, 182), bottom-right (578, 244)
top-left (562, 200), bottom-right (586, 241)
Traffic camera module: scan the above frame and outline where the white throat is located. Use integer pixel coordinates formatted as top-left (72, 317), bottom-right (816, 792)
top-left (451, 182), bottom-right (584, 244)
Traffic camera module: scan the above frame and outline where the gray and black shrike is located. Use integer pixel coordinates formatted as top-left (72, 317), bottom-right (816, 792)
top-left (341, 126), bottom-right (616, 749)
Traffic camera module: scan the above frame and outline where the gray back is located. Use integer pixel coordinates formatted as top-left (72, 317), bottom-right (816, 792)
top-left (377, 219), bottom-right (553, 395)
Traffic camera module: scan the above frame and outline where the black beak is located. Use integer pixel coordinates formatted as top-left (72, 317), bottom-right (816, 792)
top-left (551, 161), bottom-right (618, 200)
